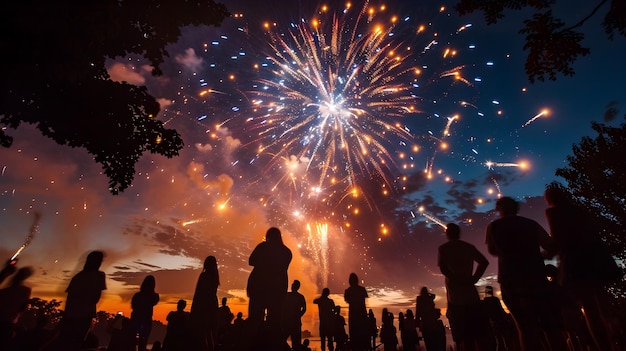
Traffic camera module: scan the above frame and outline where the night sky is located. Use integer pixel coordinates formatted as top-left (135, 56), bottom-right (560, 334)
top-left (1, 0), bottom-right (624, 330)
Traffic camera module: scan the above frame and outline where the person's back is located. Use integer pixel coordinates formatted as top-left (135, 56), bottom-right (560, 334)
top-left (314, 288), bottom-right (335, 351)
top-left (164, 300), bottom-right (191, 351)
top-left (486, 197), bottom-right (561, 351)
top-left (486, 215), bottom-right (549, 286)
top-left (65, 270), bottom-right (106, 320)
top-left (247, 228), bottom-right (292, 299)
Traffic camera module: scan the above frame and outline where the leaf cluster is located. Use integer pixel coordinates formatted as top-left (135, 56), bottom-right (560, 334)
top-left (0, 0), bottom-right (229, 193)
top-left (455, 0), bottom-right (626, 82)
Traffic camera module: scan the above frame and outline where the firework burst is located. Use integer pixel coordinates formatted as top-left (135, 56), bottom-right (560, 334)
top-left (243, 2), bottom-right (441, 209)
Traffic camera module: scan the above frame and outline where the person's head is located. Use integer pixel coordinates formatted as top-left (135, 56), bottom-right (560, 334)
top-left (484, 285), bottom-right (494, 296)
top-left (11, 266), bottom-right (33, 286)
top-left (83, 251), bottom-right (104, 271)
top-left (334, 305), bottom-right (341, 314)
top-left (221, 297), bottom-right (228, 306)
top-left (419, 286), bottom-right (429, 296)
top-left (349, 272), bottom-right (359, 286)
top-left (203, 256), bottom-right (220, 285)
top-left (236, 311), bottom-right (243, 319)
top-left (291, 279), bottom-right (300, 292)
top-left (368, 309), bottom-right (374, 317)
top-left (322, 287), bottom-right (330, 297)
top-left (204, 255), bottom-right (217, 271)
top-left (445, 223), bottom-right (460, 240)
top-left (177, 299), bottom-right (187, 311)
top-left (265, 227), bottom-right (283, 244)
top-left (140, 275), bottom-right (156, 293)
top-left (406, 309), bottom-right (414, 318)
top-left (303, 338), bottom-right (310, 346)
top-left (495, 196), bottom-right (519, 216)
top-left (544, 185), bottom-right (570, 208)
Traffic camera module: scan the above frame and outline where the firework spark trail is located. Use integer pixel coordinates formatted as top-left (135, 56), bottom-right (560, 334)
top-left (522, 109), bottom-right (549, 127)
top-left (484, 161), bottom-right (529, 170)
top-left (11, 212), bottom-right (41, 260)
top-left (490, 177), bottom-right (502, 197)
top-left (442, 114), bottom-right (459, 137)
top-left (306, 222), bottom-right (329, 287)
top-left (417, 206), bottom-right (447, 229)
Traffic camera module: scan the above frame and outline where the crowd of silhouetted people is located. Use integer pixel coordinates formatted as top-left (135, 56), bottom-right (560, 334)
top-left (0, 186), bottom-right (624, 351)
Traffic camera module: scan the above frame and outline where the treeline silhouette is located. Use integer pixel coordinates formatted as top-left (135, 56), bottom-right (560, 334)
top-left (1, 194), bottom-right (624, 350)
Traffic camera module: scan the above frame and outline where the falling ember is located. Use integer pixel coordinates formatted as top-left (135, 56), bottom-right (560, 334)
top-left (522, 108), bottom-right (549, 127)
top-left (417, 206), bottom-right (447, 229)
top-left (11, 212), bottom-right (41, 261)
top-left (484, 161), bottom-right (530, 170)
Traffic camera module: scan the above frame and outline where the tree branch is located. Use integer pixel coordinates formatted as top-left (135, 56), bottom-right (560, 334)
top-left (560, 0), bottom-right (608, 33)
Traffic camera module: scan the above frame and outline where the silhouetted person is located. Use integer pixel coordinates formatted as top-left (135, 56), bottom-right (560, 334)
top-left (344, 273), bottom-right (369, 351)
top-left (415, 287), bottom-right (445, 351)
top-left (544, 186), bottom-right (621, 350)
top-left (107, 312), bottom-right (134, 351)
top-left (0, 266), bottom-right (33, 348)
top-left (246, 227), bottom-right (292, 349)
top-left (131, 275), bottom-right (159, 351)
top-left (151, 340), bottom-right (162, 351)
top-left (281, 280), bottom-right (306, 351)
top-left (332, 306), bottom-right (348, 351)
top-left (438, 223), bottom-right (493, 351)
top-left (485, 196), bottom-right (563, 351)
top-left (57, 251), bottom-right (106, 351)
top-left (397, 311), bottom-right (405, 350)
top-left (217, 297), bottom-right (234, 349)
top-left (191, 256), bottom-right (220, 351)
top-left (218, 297), bottom-right (234, 328)
top-left (15, 313), bottom-right (51, 351)
top-left (302, 338), bottom-right (312, 351)
top-left (233, 312), bottom-right (245, 328)
top-left (314, 288), bottom-right (335, 351)
top-left (0, 259), bottom-right (18, 286)
top-left (379, 311), bottom-right (398, 351)
top-left (401, 309), bottom-right (419, 351)
top-left (163, 299), bottom-right (191, 351)
top-left (482, 286), bottom-right (516, 351)
top-left (367, 309), bottom-right (377, 351)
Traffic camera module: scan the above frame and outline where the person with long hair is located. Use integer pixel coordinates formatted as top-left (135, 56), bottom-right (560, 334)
top-left (191, 256), bottom-right (220, 351)
top-left (131, 275), bottom-right (159, 351)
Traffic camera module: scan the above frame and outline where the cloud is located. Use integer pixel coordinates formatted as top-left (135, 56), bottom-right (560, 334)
top-left (107, 63), bottom-right (146, 85)
top-left (175, 48), bottom-right (203, 71)
top-left (157, 98), bottom-right (173, 110)
top-left (195, 143), bottom-right (213, 152)
top-left (186, 162), bottom-right (234, 195)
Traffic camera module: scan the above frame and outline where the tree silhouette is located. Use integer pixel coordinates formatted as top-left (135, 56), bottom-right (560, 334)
top-left (455, 0), bottom-right (626, 82)
top-left (1, 0), bottom-right (229, 194)
top-left (554, 113), bottom-right (626, 268)
top-left (20, 297), bottom-right (64, 327)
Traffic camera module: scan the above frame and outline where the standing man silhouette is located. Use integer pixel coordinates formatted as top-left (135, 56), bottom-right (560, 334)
top-left (486, 197), bottom-right (563, 351)
top-left (314, 288), bottom-right (336, 351)
top-left (282, 280), bottom-right (307, 351)
top-left (344, 273), bottom-right (369, 351)
top-left (439, 223), bottom-right (493, 350)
